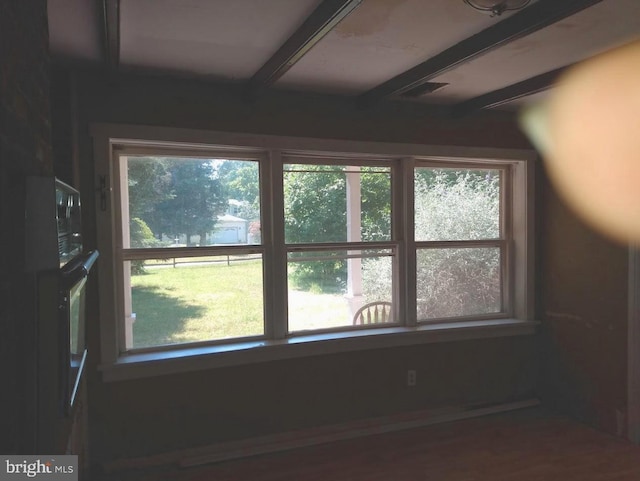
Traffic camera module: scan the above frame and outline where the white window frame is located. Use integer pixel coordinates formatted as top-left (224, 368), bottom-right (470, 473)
top-left (411, 160), bottom-right (511, 324)
top-left (92, 124), bottom-right (537, 381)
top-left (114, 148), bottom-right (269, 352)
top-left (282, 155), bottom-right (398, 335)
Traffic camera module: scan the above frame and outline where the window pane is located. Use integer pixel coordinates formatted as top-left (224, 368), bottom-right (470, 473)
top-left (416, 247), bottom-right (501, 320)
top-left (414, 168), bottom-right (501, 241)
top-left (125, 157), bottom-right (261, 248)
top-left (124, 254), bottom-right (264, 349)
top-left (287, 249), bottom-right (394, 332)
top-left (283, 164), bottom-right (391, 244)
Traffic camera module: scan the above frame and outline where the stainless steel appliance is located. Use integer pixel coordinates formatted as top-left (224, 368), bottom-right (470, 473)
top-left (26, 177), bottom-right (99, 451)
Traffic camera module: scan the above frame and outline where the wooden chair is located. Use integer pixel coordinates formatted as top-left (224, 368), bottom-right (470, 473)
top-left (352, 301), bottom-right (393, 325)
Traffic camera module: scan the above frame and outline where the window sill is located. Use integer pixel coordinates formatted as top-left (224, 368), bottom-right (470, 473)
top-left (99, 319), bottom-right (538, 382)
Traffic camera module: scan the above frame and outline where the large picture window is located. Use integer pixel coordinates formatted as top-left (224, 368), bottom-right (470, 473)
top-left (92, 126), bottom-right (534, 376)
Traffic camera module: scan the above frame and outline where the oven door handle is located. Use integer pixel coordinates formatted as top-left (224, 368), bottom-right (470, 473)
top-left (60, 250), bottom-right (99, 288)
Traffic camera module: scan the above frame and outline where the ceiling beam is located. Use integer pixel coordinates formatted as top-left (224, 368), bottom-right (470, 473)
top-left (102, 0), bottom-right (120, 70)
top-left (248, 0), bottom-right (363, 91)
top-left (358, 0), bottom-right (602, 107)
top-left (452, 64), bottom-right (570, 116)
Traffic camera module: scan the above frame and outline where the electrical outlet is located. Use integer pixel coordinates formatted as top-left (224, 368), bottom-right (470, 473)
top-left (407, 369), bottom-right (416, 387)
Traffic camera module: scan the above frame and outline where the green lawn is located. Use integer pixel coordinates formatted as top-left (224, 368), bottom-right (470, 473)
top-left (131, 260), bottom-right (264, 348)
top-left (130, 259), bottom-right (352, 348)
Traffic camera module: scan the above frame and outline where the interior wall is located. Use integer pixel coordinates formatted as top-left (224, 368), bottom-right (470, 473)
top-left (72, 70), bottom-right (538, 466)
top-left (537, 162), bottom-right (629, 436)
top-left (0, 0), bottom-right (53, 453)
top-left (92, 339), bottom-right (536, 463)
top-left (76, 70), bottom-right (532, 149)
top-left (50, 66), bottom-right (74, 186)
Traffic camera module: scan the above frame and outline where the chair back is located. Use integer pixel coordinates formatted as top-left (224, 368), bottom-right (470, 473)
top-left (352, 301), bottom-right (393, 325)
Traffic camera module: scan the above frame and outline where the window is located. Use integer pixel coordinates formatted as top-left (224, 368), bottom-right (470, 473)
top-left (283, 160), bottom-right (395, 332)
top-left (413, 165), bottom-right (506, 321)
top-left (117, 154), bottom-right (265, 350)
top-left (92, 126), bottom-right (535, 377)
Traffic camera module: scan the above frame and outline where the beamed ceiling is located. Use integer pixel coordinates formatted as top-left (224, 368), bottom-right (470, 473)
top-left (47, 0), bottom-right (640, 114)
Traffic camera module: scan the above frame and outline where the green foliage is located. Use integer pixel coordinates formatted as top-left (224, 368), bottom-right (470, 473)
top-left (413, 170), bottom-right (501, 318)
top-left (361, 170), bottom-right (391, 241)
top-left (217, 160), bottom-right (260, 220)
top-left (285, 166), bottom-right (347, 244)
top-left (130, 217), bottom-right (158, 248)
top-left (284, 166), bottom-right (347, 289)
top-left (129, 217), bottom-right (159, 274)
top-left (288, 257), bottom-right (347, 294)
top-left (364, 168), bottom-right (502, 319)
top-left (128, 157), bottom-right (228, 246)
top-left (414, 247), bottom-right (500, 319)
top-left (284, 165), bottom-right (391, 292)
top-left (153, 160), bottom-right (227, 245)
top-left (127, 157), bottom-right (172, 220)
top-left (414, 169), bottom-right (500, 241)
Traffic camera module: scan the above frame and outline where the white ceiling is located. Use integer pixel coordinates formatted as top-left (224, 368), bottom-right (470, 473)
top-left (429, 0), bottom-right (640, 102)
top-left (277, 0), bottom-right (526, 94)
top-left (47, 0), bottom-right (640, 110)
top-left (120, 0), bottom-right (321, 80)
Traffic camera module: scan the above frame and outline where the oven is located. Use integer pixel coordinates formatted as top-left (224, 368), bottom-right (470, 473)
top-left (60, 249), bottom-right (98, 410)
top-left (26, 176), bottom-right (99, 452)
top-left (53, 179), bottom-right (99, 413)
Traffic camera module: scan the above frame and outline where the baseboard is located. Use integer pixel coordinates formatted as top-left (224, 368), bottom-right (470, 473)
top-left (105, 398), bottom-right (540, 472)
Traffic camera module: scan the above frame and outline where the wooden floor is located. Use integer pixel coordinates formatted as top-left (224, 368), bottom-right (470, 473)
top-left (97, 408), bottom-right (640, 481)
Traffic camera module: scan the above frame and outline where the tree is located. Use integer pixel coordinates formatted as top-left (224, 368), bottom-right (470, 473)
top-left (129, 217), bottom-right (158, 273)
top-left (361, 169), bottom-right (391, 242)
top-left (363, 169), bottom-right (501, 319)
top-left (283, 165), bottom-right (391, 291)
top-left (217, 160), bottom-right (261, 221)
top-left (127, 157), bottom-right (228, 246)
top-left (127, 157), bottom-right (172, 249)
top-left (152, 159), bottom-right (227, 246)
top-left (413, 169), bottom-right (501, 319)
top-left (285, 166), bottom-right (346, 244)
top-left (127, 157), bottom-right (172, 220)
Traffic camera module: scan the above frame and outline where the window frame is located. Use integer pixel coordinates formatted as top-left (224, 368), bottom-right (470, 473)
top-left (114, 148), bottom-right (270, 353)
top-left (282, 155), bottom-right (398, 335)
top-left (91, 124), bottom-right (537, 380)
top-left (412, 160), bottom-right (511, 324)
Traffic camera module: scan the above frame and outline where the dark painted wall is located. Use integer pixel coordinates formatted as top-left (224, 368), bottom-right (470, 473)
top-left (0, 0), bottom-right (53, 453)
top-left (537, 162), bottom-right (629, 436)
top-left (92, 339), bottom-right (536, 462)
top-left (71, 71), bottom-right (538, 466)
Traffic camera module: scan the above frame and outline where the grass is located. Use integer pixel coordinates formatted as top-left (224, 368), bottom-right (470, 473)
top-left (130, 259), bottom-right (352, 348)
top-left (131, 260), bottom-right (264, 348)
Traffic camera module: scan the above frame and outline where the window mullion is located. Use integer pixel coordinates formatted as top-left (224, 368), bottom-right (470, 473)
top-left (114, 153), bottom-right (128, 354)
top-left (267, 150), bottom-right (288, 340)
top-left (400, 157), bottom-right (417, 327)
top-left (503, 166), bottom-right (514, 317)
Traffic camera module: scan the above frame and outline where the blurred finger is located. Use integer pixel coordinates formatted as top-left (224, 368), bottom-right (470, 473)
top-left (520, 39), bottom-right (640, 243)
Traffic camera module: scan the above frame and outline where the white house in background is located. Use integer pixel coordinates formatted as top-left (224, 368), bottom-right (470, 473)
top-left (211, 213), bottom-right (248, 244)
top-left (209, 199), bottom-right (248, 244)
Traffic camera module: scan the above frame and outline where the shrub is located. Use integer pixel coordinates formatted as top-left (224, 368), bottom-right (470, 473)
top-left (130, 217), bottom-right (159, 274)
